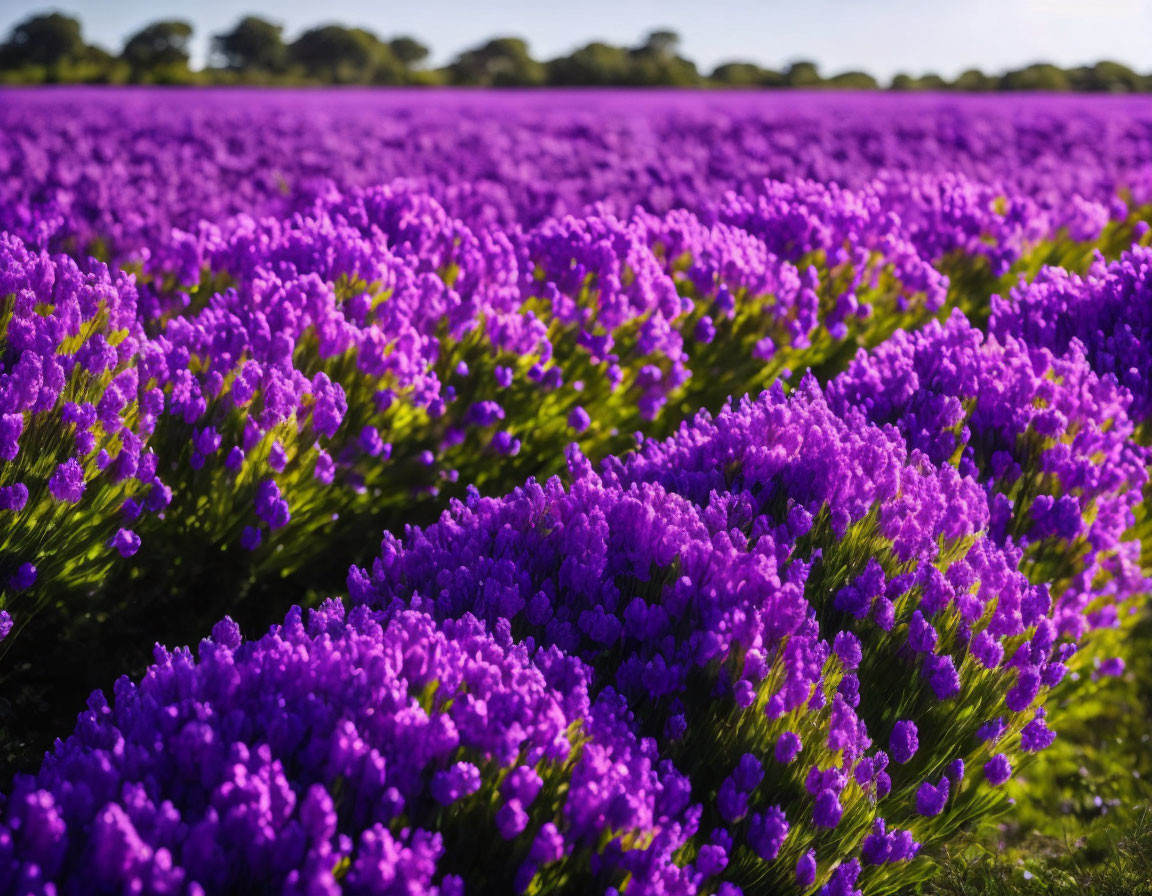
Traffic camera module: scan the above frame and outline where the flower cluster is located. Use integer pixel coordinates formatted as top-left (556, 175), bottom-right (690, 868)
top-left (990, 242), bottom-right (1152, 423)
top-left (0, 602), bottom-right (697, 894)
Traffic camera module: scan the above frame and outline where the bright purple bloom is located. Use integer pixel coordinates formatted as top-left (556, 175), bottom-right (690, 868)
top-left (985, 753), bottom-right (1013, 785)
top-left (567, 406), bottom-right (591, 433)
top-left (109, 529), bottom-right (141, 558)
top-left (812, 789), bottom-right (843, 829)
top-left (915, 776), bottom-right (950, 816)
top-left (775, 731), bottom-right (802, 764)
top-left (48, 459), bottom-right (85, 503)
top-left (747, 806), bottom-right (789, 862)
top-left (889, 720), bottom-right (918, 764)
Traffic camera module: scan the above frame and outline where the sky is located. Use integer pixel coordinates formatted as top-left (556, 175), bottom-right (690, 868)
top-left (2, 0), bottom-right (1151, 80)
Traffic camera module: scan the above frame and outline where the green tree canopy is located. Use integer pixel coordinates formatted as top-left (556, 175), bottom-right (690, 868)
top-left (710, 62), bottom-right (785, 88)
top-left (953, 68), bottom-right (996, 91)
top-left (0, 12), bottom-right (86, 69)
top-left (122, 19), bottom-right (194, 77)
top-left (288, 25), bottom-right (406, 83)
top-left (548, 41), bottom-right (634, 86)
top-left (388, 36), bottom-right (429, 68)
top-left (449, 37), bottom-right (545, 86)
top-left (212, 16), bottom-right (286, 72)
top-left (627, 30), bottom-right (700, 86)
top-left (1070, 60), bottom-right (1146, 93)
top-left (785, 60), bottom-right (822, 87)
top-left (827, 70), bottom-right (879, 89)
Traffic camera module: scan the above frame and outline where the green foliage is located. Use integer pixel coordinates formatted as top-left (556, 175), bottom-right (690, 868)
top-left (0, 12), bottom-right (85, 68)
top-left (449, 36), bottom-right (546, 86)
top-left (211, 16), bottom-right (287, 73)
top-left (785, 60), bottom-right (823, 87)
top-left (122, 19), bottom-right (194, 82)
top-left (923, 811), bottom-right (1152, 896)
top-left (710, 62), bottom-right (786, 88)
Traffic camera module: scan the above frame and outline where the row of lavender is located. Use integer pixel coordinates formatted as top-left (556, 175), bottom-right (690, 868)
top-left (3, 250), bottom-right (1151, 893)
top-left (4, 92), bottom-right (1152, 258)
top-left (0, 169), bottom-right (1052, 647)
top-left (0, 93), bottom-right (1151, 893)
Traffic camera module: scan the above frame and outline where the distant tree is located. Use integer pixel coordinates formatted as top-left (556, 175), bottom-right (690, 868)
top-left (953, 68), bottom-right (995, 91)
top-left (548, 41), bottom-right (633, 86)
top-left (998, 63), bottom-right (1070, 91)
top-left (211, 16), bottom-right (286, 72)
top-left (916, 73), bottom-right (948, 90)
top-left (640, 29), bottom-right (680, 60)
top-left (122, 19), bottom-right (194, 80)
top-left (890, 72), bottom-right (947, 90)
top-left (628, 30), bottom-right (701, 86)
top-left (449, 37), bottom-right (545, 86)
top-left (827, 70), bottom-right (879, 89)
top-left (289, 25), bottom-right (380, 83)
top-left (710, 61), bottom-right (785, 87)
top-left (1071, 60), bottom-right (1144, 93)
top-left (785, 60), bottom-right (822, 87)
top-left (0, 12), bottom-right (86, 69)
top-left (388, 36), bottom-right (429, 68)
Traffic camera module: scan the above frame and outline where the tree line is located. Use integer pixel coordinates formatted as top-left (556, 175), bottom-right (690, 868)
top-left (2, 11), bottom-right (1150, 92)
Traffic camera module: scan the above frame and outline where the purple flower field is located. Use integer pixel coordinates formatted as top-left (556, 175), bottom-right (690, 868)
top-left (0, 88), bottom-right (1150, 895)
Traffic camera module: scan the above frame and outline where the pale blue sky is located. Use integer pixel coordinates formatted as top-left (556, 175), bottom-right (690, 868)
top-left (2, 0), bottom-right (1151, 79)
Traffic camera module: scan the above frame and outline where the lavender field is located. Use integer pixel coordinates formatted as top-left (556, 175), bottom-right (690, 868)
top-left (1, 89), bottom-right (1151, 895)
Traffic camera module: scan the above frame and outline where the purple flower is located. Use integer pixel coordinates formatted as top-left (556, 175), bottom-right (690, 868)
top-left (889, 720), bottom-right (918, 764)
top-left (254, 479), bottom-right (290, 529)
top-left (502, 766), bottom-right (543, 806)
top-left (314, 450), bottom-right (335, 484)
top-left (775, 731), bottom-right (802, 764)
top-left (240, 526), bottom-right (262, 551)
top-left (109, 529), bottom-right (141, 558)
top-left (1006, 666), bottom-right (1041, 712)
top-left (969, 630), bottom-right (1004, 669)
top-left (694, 315), bottom-right (716, 344)
top-left (491, 430), bottom-right (521, 456)
top-left (1021, 710), bottom-right (1056, 752)
top-left (359, 425), bottom-right (386, 457)
top-left (924, 653), bottom-right (961, 700)
top-left (567, 406), bottom-right (591, 433)
top-left (747, 806), bottom-right (789, 862)
top-left (796, 849), bottom-right (817, 888)
top-left (431, 762), bottom-right (482, 806)
top-left (0, 413), bottom-right (24, 461)
top-left (915, 776), bottom-right (950, 816)
top-left (193, 426), bottom-right (221, 457)
top-left (495, 800), bottom-right (528, 839)
top-left (8, 562), bottom-right (36, 591)
top-left (819, 858), bottom-right (861, 896)
top-left (812, 788), bottom-right (843, 829)
top-left (984, 753), bottom-right (1013, 786)
top-left (48, 458), bottom-right (85, 503)
top-left (907, 610), bottom-right (937, 653)
top-left (977, 717), bottom-right (1007, 743)
top-left (0, 483), bottom-right (29, 512)
top-left (833, 631), bottom-right (862, 670)
top-left (268, 441), bottom-right (288, 472)
top-left (1096, 657), bottom-right (1125, 678)
top-left (225, 445), bottom-right (245, 470)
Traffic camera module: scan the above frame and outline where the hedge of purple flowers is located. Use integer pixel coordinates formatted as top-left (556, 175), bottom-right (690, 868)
top-left (0, 89), bottom-right (1151, 894)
